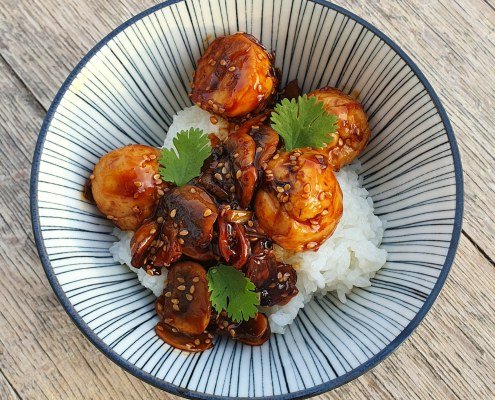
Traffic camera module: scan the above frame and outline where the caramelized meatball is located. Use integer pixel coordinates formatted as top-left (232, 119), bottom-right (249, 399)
top-left (254, 150), bottom-right (343, 251)
top-left (156, 261), bottom-right (211, 336)
top-left (309, 87), bottom-right (370, 170)
top-left (190, 33), bottom-right (278, 119)
top-left (90, 144), bottom-right (167, 231)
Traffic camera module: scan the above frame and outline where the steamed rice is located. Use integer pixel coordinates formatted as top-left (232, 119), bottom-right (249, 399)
top-left (109, 105), bottom-right (387, 333)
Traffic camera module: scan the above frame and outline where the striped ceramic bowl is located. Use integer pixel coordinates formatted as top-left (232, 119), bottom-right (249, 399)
top-left (30, 0), bottom-right (463, 398)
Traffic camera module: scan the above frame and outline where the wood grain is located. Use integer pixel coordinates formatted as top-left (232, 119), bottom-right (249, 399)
top-left (0, 0), bottom-right (493, 399)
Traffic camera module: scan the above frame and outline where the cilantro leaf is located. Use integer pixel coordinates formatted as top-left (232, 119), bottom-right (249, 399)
top-left (270, 95), bottom-right (338, 151)
top-left (159, 128), bottom-right (211, 186)
top-left (207, 264), bottom-right (259, 322)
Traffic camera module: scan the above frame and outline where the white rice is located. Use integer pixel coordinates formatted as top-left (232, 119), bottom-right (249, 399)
top-left (109, 105), bottom-right (387, 332)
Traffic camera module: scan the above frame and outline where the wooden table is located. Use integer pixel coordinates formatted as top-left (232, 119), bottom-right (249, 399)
top-left (1, 0), bottom-right (494, 398)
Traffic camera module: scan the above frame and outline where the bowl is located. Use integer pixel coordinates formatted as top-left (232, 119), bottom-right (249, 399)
top-left (30, 0), bottom-right (463, 398)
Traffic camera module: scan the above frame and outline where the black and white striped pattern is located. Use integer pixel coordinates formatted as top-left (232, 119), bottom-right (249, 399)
top-left (31, 0), bottom-right (463, 398)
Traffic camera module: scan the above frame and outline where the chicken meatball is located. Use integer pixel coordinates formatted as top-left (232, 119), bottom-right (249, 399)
top-left (309, 87), bottom-right (370, 170)
top-left (190, 33), bottom-right (278, 119)
top-left (254, 150), bottom-right (343, 251)
top-left (90, 144), bottom-right (168, 231)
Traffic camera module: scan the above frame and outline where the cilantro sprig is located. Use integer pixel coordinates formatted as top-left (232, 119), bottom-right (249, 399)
top-left (159, 128), bottom-right (211, 186)
top-left (207, 264), bottom-right (259, 322)
top-left (270, 95), bottom-right (338, 151)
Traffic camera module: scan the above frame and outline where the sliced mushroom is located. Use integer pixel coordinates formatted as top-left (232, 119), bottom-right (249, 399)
top-left (155, 322), bottom-right (213, 352)
top-left (156, 261), bottom-right (211, 336)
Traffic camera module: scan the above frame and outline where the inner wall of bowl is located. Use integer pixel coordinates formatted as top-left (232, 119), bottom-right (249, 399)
top-left (36, 0), bottom-right (457, 396)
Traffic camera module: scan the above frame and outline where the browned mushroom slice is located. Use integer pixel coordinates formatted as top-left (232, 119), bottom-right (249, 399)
top-left (155, 322), bottom-right (214, 352)
top-left (216, 313), bottom-right (270, 346)
top-left (157, 261), bottom-right (211, 336)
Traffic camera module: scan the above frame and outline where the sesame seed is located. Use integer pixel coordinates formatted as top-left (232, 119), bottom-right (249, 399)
top-left (257, 53), bottom-right (264, 60)
top-left (179, 230), bottom-right (189, 236)
top-left (156, 324), bottom-right (164, 331)
top-left (210, 116), bottom-right (218, 124)
top-left (236, 170), bottom-right (242, 179)
top-left (321, 210), bottom-right (329, 216)
top-left (177, 285), bottom-right (186, 291)
top-left (214, 172), bottom-right (222, 181)
top-left (307, 242), bottom-right (318, 249)
top-left (208, 59), bottom-right (216, 65)
top-left (338, 138), bottom-right (344, 146)
top-left (173, 304), bottom-right (180, 311)
top-left (284, 184), bottom-right (291, 191)
top-left (192, 277), bottom-right (200, 283)
top-left (257, 84), bottom-right (263, 92)
top-left (189, 285), bottom-right (195, 294)
top-left (222, 320), bottom-right (229, 328)
top-left (282, 195), bottom-right (289, 203)
top-left (205, 339), bottom-right (211, 344)
top-left (203, 209), bottom-right (212, 217)
top-left (212, 104), bottom-right (219, 111)
top-left (156, 179), bottom-right (163, 184)
top-left (220, 59), bottom-right (227, 66)
top-left (228, 66), bottom-right (236, 72)
top-left (229, 329), bottom-right (236, 336)
top-left (233, 153), bottom-right (239, 159)
top-left (190, 187), bottom-right (196, 193)
top-left (304, 183), bottom-right (311, 193)
top-left (194, 339), bottom-right (201, 345)
top-left (150, 228), bottom-right (157, 234)
top-left (171, 298), bottom-right (179, 304)
top-left (157, 189), bottom-right (165, 196)
top-left (157, 302), bottom-right (163, 311)
top-left (178, 238), bottom-right (184, 245)
top-left (272, 154), bottom-right (280, 160)
top-left (310, 219), bottom-right (319, 225)
top-left (276, 186), bottom-right (284, 193)
top-left (226, 173), bottom-right (231, 179)
top-left (289, 155), bottom-right (297, 161)
top-left (248, 220), bottom-right (254, 227)
top-left (177, 277), bottom-right (185, 283)
top-left (157, 216), bottom-right (164, 223)
top-left (256, 146), bottom-right (262, 153)
top-left (318, 192), bottom-right (326, 201)
top-left (208, 333), bottom-right (214, 338)
top-left (150, 154), bottom-right (157, 160)
top-left (217, 162), bottom-right (224, 168)
top-left (89, 174), bottom-right (95, 180)
top-left (265, 169), bottom-right (273, 175)
top-left (222, 167), bottom-right (228, 174)
top-left (186, 294), bottom-right (193, 301)
top-left (172, 327), bottom-right (178, 333)
top-left (294, 152), bottom-right (301, 157)
top-left (277, 272), bottom-right (283, 280)
top-left (107, 215), bottom-right (114, 220)
top-left (165, 291), bottom-right (172, 297)
top-left (207, 99), bottom-right (214, 105)
top-left (170, 209), bottom-right (177, 218)
top-left (195, 102), bottom-right (201, 107)
top-left (230, 186), bottom-right (236, 192)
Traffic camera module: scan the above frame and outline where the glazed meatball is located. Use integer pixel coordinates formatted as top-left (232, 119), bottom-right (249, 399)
top-left (190, 33), bottom-right (278, 119)
top-left (90, 144), bottom-right (168, 231)
top-left (309, 87), bottom-right (370, 170)
top-left (254, 150), bottom-right (343, 251)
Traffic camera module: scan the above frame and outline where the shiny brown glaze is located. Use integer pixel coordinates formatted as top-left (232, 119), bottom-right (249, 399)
top-left (155, 322), bottom-right (214, 352)
top-left (190, 33), bottom-right (278, 119)
top-left (156, 261), bottom-right (211, 336)
top-left (215, 312), bottom-right (270, 346)
top-left (90, 144), bottom-right (168, 231)
top-left (254, 149), bottom-right (343, 251)
top-left (245, 240), bottom-right (298, 306)
top-left (130, 185), bottom-right (218, 272)
top-left (309, 87), bottom-right (370, 170)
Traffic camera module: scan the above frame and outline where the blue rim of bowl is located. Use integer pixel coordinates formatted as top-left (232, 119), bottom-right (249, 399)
top-left (30, 0), bottom-right (464, 399)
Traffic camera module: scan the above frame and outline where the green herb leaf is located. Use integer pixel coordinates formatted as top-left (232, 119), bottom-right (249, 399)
top-left (159, 128), bottom-right (211, 186)
top-left (270, 95), bottom-right (338, 151)
top-left (207, 264), bottom-right (259, 322)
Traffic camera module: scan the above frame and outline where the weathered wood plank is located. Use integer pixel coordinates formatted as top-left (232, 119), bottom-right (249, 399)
top-left (1, 0), bottom-right (493, 259)
top-left (0, 372), bottom-right (21, 400)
